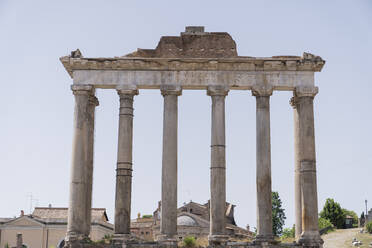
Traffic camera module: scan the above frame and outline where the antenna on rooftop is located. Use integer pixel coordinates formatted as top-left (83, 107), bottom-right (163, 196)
top-left (27, 193), bottom-right (39, 214)
top-left (27, 193), bottom-right (33, 214)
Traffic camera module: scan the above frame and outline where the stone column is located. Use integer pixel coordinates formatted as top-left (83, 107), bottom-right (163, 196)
top-left (84, 90), bottom-right (98, 237)
top-left (66, 85), bottom-right (98, 244)
top-left (296, 87), bottom-right (323, 247)
top-left (290, 97), bottom-right (302, 240)
top-left (252, 85), bottom-right (275, 244)
top-left (159, 85), bottom-right (181, 243)
top-left (207, 86), bottom-right (229, 245)
top-left (113, 86), bottom-right (138, 242)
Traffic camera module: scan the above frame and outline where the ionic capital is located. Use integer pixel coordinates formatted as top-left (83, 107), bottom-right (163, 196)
top-left (251, 85), bottom-right (273, 97)
top-left (160, 85), bottom-right (182, 96)
top-left (289, 96), bottom-right (297, 109)
top-left (71, 85), bottom-right (94, 95)
top-left (88, 95), bottom-right (99, 107)
top-left (207, 85), bottom-right (229, 96)
top-left (116, 85), bottom-right (139, 96)
top-left (295, 86), bottom-right (318, 98)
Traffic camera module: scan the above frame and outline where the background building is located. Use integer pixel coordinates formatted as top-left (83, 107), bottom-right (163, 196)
top-left (0, 207), bottom-right (113, 248)
top-left (131, 201), bottom-right (253, 241)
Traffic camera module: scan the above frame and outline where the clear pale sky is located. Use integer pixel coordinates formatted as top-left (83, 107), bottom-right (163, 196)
top-left (1, 0), bottom-right (371, 229)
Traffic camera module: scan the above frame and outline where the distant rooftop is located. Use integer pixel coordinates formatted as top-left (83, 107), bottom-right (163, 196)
top-left (32, 207), bottom-right (109, 222)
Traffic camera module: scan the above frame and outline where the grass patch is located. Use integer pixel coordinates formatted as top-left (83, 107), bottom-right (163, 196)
top-left (280, 237), bottom-right (295, 243)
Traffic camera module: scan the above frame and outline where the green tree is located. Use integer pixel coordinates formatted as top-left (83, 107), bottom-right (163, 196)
top-left (361, 211), bottom-right (365, 220)
top-left (272, 191), bottom-right (286, 236)
top-left (319, 198), bottom-right (345, 229)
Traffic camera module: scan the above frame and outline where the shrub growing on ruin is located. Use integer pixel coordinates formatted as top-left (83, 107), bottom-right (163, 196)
top-left (183, 236), bottom-right (196, 247)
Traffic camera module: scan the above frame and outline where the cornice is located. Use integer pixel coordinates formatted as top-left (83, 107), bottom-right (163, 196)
top-left (60, 52), bottom-right (325, 78)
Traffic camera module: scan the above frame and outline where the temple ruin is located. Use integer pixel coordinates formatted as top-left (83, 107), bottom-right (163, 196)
top-left (60, 26), bottom-right (325, 248)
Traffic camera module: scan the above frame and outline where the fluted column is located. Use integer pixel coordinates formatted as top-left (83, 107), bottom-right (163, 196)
top-left (159, 85), bottom-right (181, 243)
top-left (67, 85), bottom-right (98, 244)
top-left (252, 85), bottom-right (275, 243)
top-left (296, 87), bottom-right (323, 246)
top-left (113, 86), bottom-right (138, 242)
top-left (291, 97), bottom-right (302, 240)
top-left (207, 86), bottom-right (229, 244)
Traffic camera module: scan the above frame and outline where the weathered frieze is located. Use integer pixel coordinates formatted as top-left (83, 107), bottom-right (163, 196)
top-left (72, 70), bottom-right (314, 90)
top-left (61, 55), bottom-right (324, 78)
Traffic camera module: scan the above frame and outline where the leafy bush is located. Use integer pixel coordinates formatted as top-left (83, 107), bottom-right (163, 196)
top-left (281, 225), bottom-right (295, 239)
top-left (4, 243), bottom-right (9, 248)
top-left (318, 217), bottom-right (334, 234)
top-left (183, 236), bottom-right (196, 247)
top-left (366, 221), bottom-right (372, 233)
top-left (142, 214), bottom-right (153, 218)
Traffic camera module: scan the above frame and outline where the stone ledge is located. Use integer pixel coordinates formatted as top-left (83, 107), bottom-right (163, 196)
top-left (60, 53), bottom-right (325, 78)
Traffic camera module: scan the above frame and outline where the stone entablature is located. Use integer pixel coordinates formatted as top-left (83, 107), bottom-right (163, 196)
top-left (61, 54), bottom-right (324, 73)
top-left (61, 54), bottom-right (324, 76)
top-left (60, 54), bottom-right (324, 92)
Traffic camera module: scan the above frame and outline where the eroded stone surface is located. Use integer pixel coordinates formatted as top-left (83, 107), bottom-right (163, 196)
top-left (126, 26), bottom-right (237, 58)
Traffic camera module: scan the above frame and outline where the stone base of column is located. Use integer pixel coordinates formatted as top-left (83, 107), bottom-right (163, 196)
top-left (64, 232), bottom-right (89, 248)
top-left (298, 231), bottom-right (323, 248)
top-left (112, 234), bottom-right (137, 245)
top-left (208, 234), bottom-right (229, 247)
top-left (253, 235), bottom-right (278, 246)
top-left (158, 237), bottom-right (178, 248)
top-left (156, 236), bottom-right (178, 248)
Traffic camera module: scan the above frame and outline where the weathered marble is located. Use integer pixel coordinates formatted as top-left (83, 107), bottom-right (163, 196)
top-left (290, 97), bottom-right (302, 240)
top-left (114, 86), bottom-right (138, 242)
top-left (159, 86), bottom-right (181, 243)
top-left (61, 53), bottom-right (325, 78)
top-left (295, 87), bottom-right (323, 247)
top-left (208, 86), bottom-right (229, 245)
top-left (252, 86), bottom-right (275, 244)
top-left (66, 85), bottom-right (98, 243)
top-left (71, 70), bottom-right (316, 91)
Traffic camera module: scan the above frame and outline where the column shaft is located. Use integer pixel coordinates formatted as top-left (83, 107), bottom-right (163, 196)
top-left (207, 86), bottom-right (228, 243)
top-left (291, 97), bottom-right (302, 240)
top-left (296, 87), bottom-right (323, 245)
top-left (255, 95), bottom-right (274, 241)
top-left (67, 85), bottom-right (97, 242)
top-left (83, 94), bottom-right (98, 236)
top-left (114, 88), bottom-right (138, 237)
top-left (160, 86), bottom-right (181, 240)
